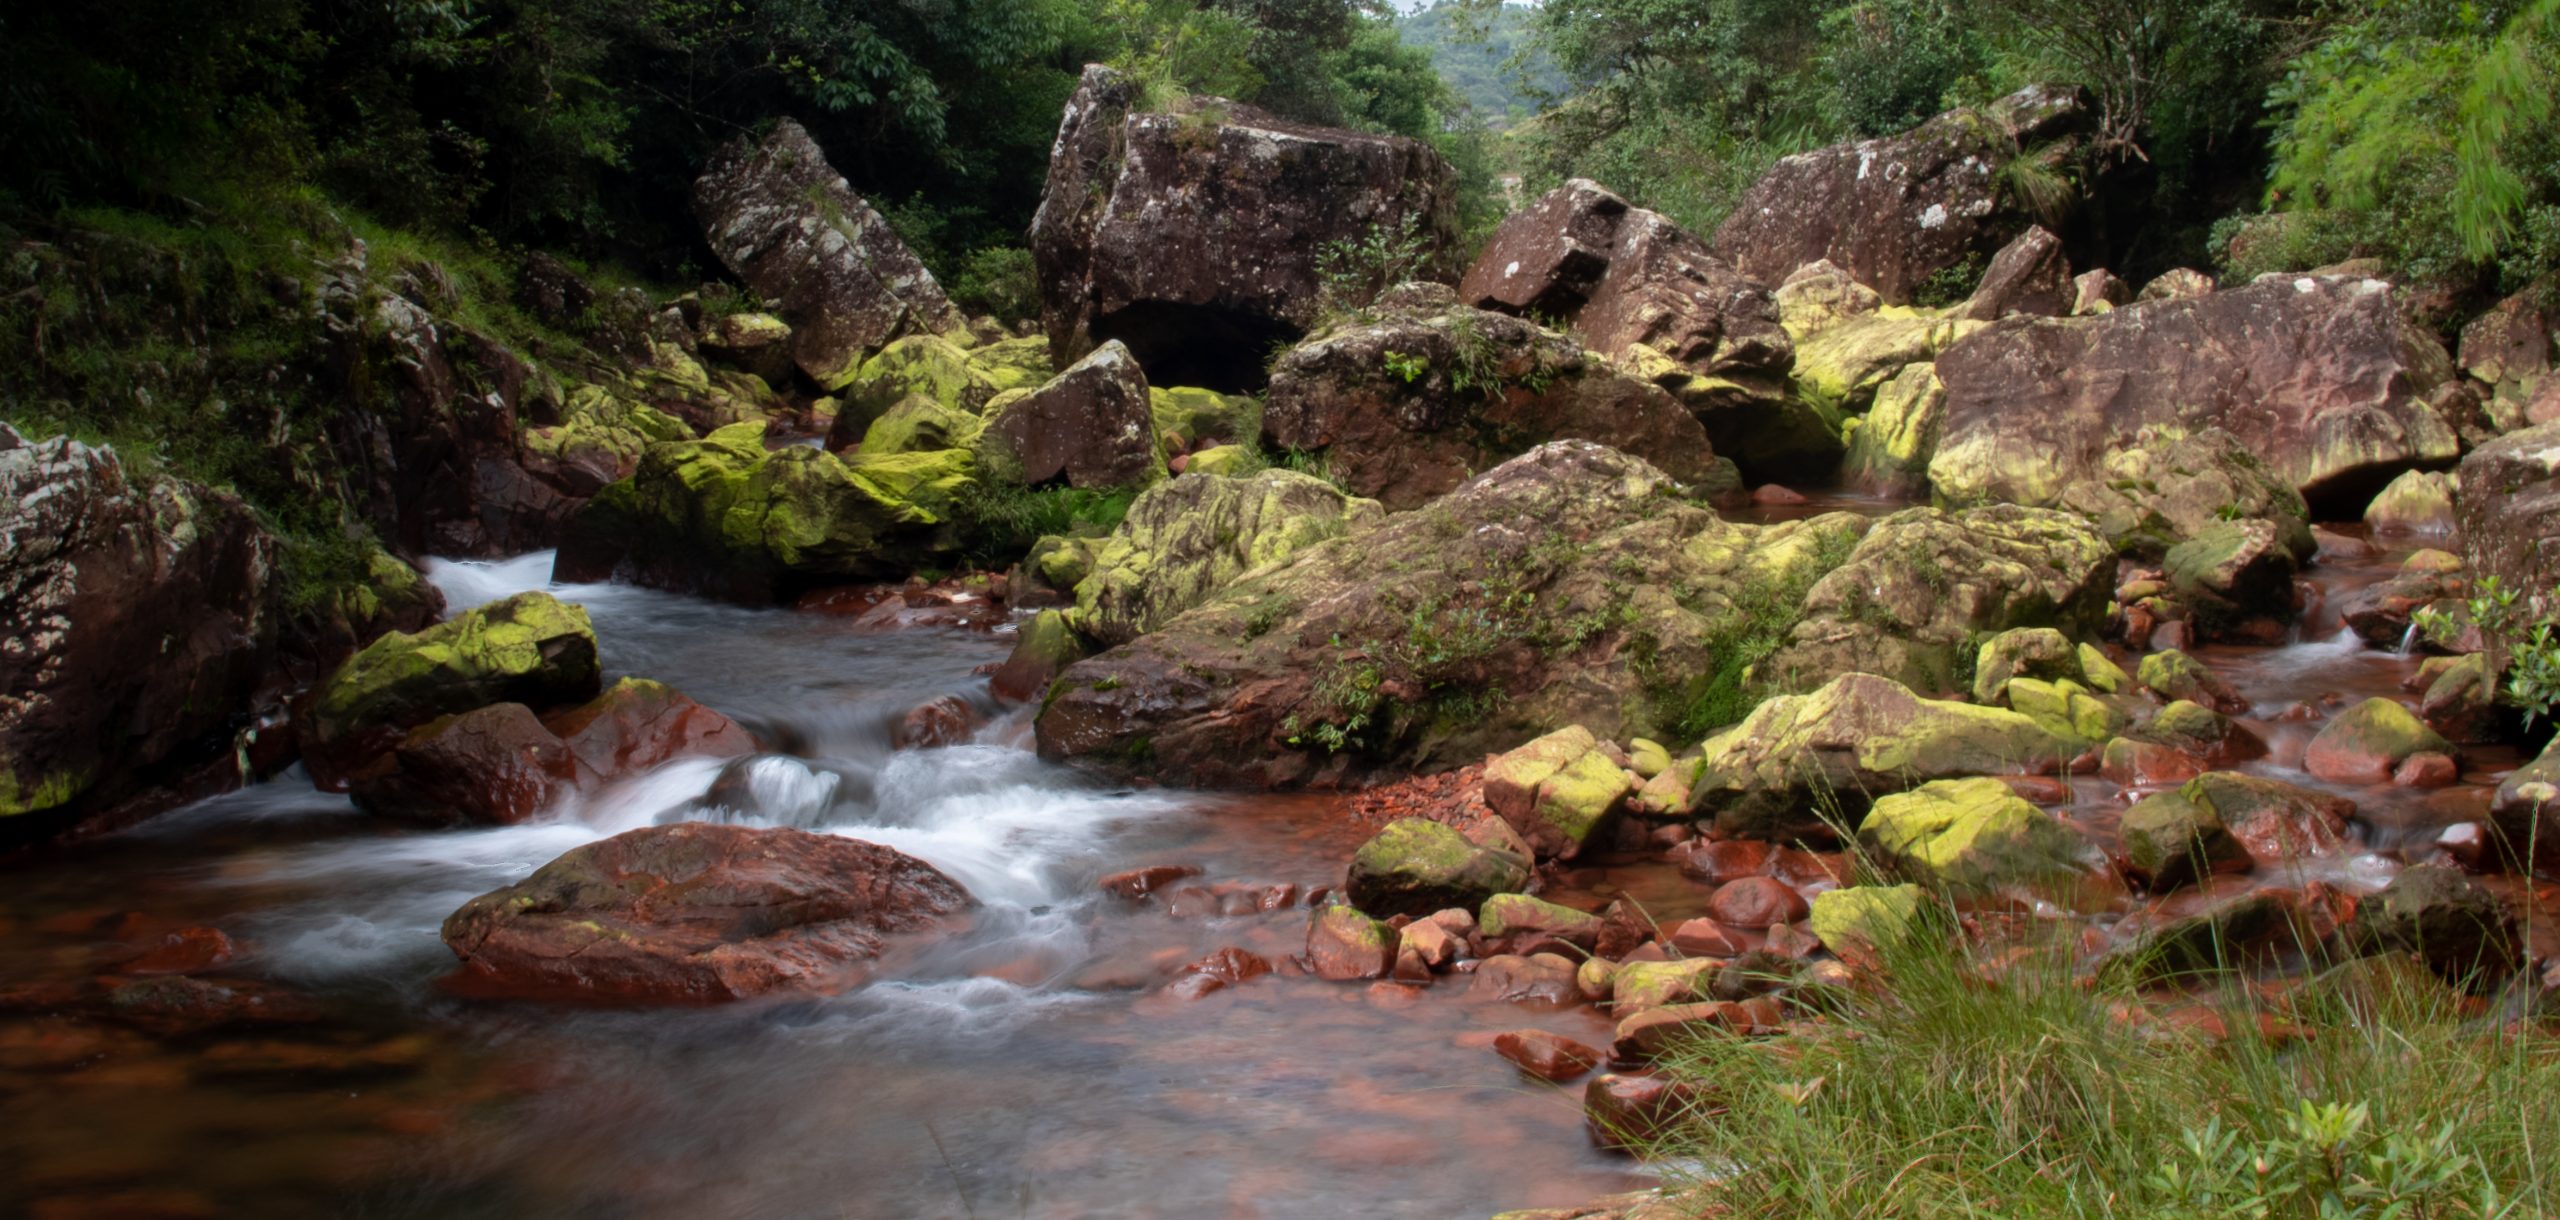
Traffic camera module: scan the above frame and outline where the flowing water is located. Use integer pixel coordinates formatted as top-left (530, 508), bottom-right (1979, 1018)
top-left (0, 514), bottom-right (2540, 1218)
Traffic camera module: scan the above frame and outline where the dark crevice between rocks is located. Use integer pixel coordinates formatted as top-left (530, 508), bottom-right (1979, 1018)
top-left (1092, 302), bottom-right (1301, 394)
top-left (2302, 458), bottom-right (2461, 524)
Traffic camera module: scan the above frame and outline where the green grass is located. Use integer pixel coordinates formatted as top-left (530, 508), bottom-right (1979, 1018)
top-left (1630, 912), bottom-right (2560, 1219)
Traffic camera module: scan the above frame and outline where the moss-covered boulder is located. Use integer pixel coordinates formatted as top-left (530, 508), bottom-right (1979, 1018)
top-left (1035, 442), bottom-right (1872, 787)
top-left (2117, 786), bottom-right (2249, 888)
top-left (1482, 725), bottom-right (1635, 861)
top-left (2344, 863), bottom-right (2521, 988)
top-left (856, 393), bottom-right (984, 456)
top-left (1841, 362), bottom-right (1945, 495)
top-left (1768, 505), bottom-right (2115, 697)
top-left (2137, 649), bottom-right (2248, 715)
top-left (1149, 385), bottom-right (1262, 449)
top-left (1343, 818), bottom-right (1530, 920)
top-left (2180, 771), bottom-right (2353, 863)
top-left (2364, 469), bottom-right (2459, 536)
top-left (2000, 677), bottom-right (2126, 746)
top-left (1858, 777), bottom-right (2092, 892)
top-left (977, 340), bottom-right (1164, 490)
top-left (2164, 519), bottom-right (2301, 624)
top-left (969, 336), bottom-right (1056, 394)
top-left (1069, 469), bottom-right (1383, 646)
top-left (1790, 304), bottom-right (1982, 414)
top-left (1182, 444), bottom-right (1257, 476)
top-left (1807, 884), bottom-right (1924, 957)
top-left (521, 383), bottom-right (697, 497)
top-left (305, 591), bottom-right (600, 789)
top-left (553, 421), bottom-right (974, 602)
top-left (2038, 427), bottom-right (2312, 557)
top-left (1971, 627), bottom-right (2080, 703)
top-left (990, 608), bottom-right (1089, 704)
top-left (2303, 697), bottom-right (2453, 785)
top-left (1688, 673), bottom-right (2082, 840)
top-left (1479, 892), bottom-right (1607, 952)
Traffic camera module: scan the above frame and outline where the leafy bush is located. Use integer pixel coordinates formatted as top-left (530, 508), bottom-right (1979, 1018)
top-left (2413, 575), bottom-right (2560, 729)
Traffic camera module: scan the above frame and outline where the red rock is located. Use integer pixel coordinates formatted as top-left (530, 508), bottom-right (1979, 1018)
top-left (1494, 1029), bottom-right (1604, 1082)
top-left (1611, 1000), bottom-right (1780, 1063)
top-left (1401, 919), bottom-right (1461, 971)
top-left (2152, 621), bottom-right (2192, 652)
top-left (1181, 947), bottom-right (1274, 986)
top-left (1161, 972), bottom-right (1227, 1001)
top-left (1770, 849), bottom-right (1851, 889)
top-left (440, 823), bottom-right (971, 1004)
top-left (1671, 838), bottom-right (1772, 885)
top-left (1703, 877), bottom-right (1809, 929)
top-left (1306, 906), bottom-right (1399, 981)
top-left (1594, 899), bottom-right (1656, 960)
top-left (1584, 1072), bottom-right (1708, 1151)
top-left (1391, 945), bottom-right (1435, 983)
top-left (1471, 953), bottom-right (1583, 1005)
top-left (2102, 739), bottom-right (2204, 788)
top-left (2394, 752), bottom-right (2458, 789)
top-left (102, 976), bottom-right (324, 1034)
top-left (2001, 775), bottom-right (2073, 804)
top-left (118, 927), bottom-right (236, 977)
top-left (351, 703), bottom-right (588, 826)
top-left (1100, 865), bottom-right (1203, 900)
top-left (546, 678), bottom-right (757, 780)
top-left (1667, 919), bottom-right (1748, 958)
top-left (1762, 922), bottom-right (1823, 959)
top-left (2437, 822), bottom-right (2490, 872)
top-left (1751, 484), bottom-right (1808, 505)
top-left (893, 695), bottom-right (979, 750)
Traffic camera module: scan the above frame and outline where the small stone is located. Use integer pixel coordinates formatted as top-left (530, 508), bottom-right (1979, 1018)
top-left (1494, 1029), bottom-right (1605, 1082)
top-left (1100, 865), bottom-right (1202, 900)
top-left (2394, 752), bottom-right (2459, 788)
top-left (1703, 877), bottom-right (1809, 929)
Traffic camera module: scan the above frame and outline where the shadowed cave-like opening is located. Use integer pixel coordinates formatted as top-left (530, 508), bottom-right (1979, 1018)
top-left (1092, 301), bottom-right (1303, 395)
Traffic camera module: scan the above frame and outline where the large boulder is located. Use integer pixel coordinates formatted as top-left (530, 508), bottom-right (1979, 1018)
top-left (2042, 427), bottom-right (2311, 556)
top-left (1036, 442), bottom-right (1867, 786)
top-left (693, 118), bottom-right (965, 388)
top-left (1069, 469), bottom-right (1384, 646)
top-left (441, 823), bottom-right (971, 1003)
top-left (1343, 818), bottom-right (1530, 920)
top-left (553, 421), bottom-right (974, 602)
top-left (1687, 673), bottom-right (2082, 841)
top-left (1931, 275), bottom-right (2461, 514)
top-left (1858, 776), bottom-right (2091, 892)
top-left (1459, 179), bottom-right (1793, 416)
top-left (352, 678), bottom-right (757, 825)
top-left (2456, 418), bottom-right (2560, 620)
top-left (1766, 504), bottom-right (2114, 694)
top-left (2458, 283), bottom-right (2555, 430)
top-left (1482, 725), bottom-right (1635, 860)
top-left (0, 430), bottom-right (277, 838)
top-left (1840, 362), bottom-right (1945, 496)
top-left (303, 591), bottom-right (600, 789)
top-left (1030, 66), bottom-right (1457, 390)
top-left (1262, 293), bottom-right (1727, 508)
top-left (978, 340), bottom-right (1164, 490)
top-left (1711, 87), bottom-right (2090, 303)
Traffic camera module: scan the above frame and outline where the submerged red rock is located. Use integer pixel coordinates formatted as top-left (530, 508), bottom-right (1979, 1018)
top-left (440, 823), bottom-right (971, 1004)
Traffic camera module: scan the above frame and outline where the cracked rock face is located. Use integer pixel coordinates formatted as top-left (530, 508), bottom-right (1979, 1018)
top-left (1030, 65), bottom-right (1459, 391)
top-left (694, 118), bottom-right (965, 389)
top-left (0, 426), bottom-right (276, 835)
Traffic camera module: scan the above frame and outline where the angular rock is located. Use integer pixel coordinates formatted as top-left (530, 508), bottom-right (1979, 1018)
top-left (1712, 88), bottom-right (2089, 303)
top-left (440, 823), bottom-right (970, 1003)
top-left (554, 421), bottom-right (974, 602)
top-left (1702, 876), bottom-right (1809, 929)
top-left (2073, 269), bottom-right (2130, 314)
top-left (1611, 999), bottom-right (1779, 1063)
top-left (1473, 952), bottom-right (1585, 1005)
top-left (2042, 427), bottom-right (2313, 556)
top-left (1344, 818), bottom-right (1530, 920)
top-left (0, 430), bottom-right (275, 836)
top-left (979, 340), bottom-right (1163, 489)
top-left (350, 703), bottom-right (588, 825)
top-left (1858, 777), bottom-right (2090, 892)
top-left (2180, 772), bottom-right (2353, 863)
top-left (1070, 470), bottom-right (1381, 646)
top-left (1840, 362), bottom-right (1945, 495)
top-left (1305, 905), bottom-right (1400, 980)
top-left (2304, 698), bottom-right (2453, 786)
top-left (1460, 179), bottom-right (1794, 425)
top-left (2456, 418), bottom-right (2560, 622)
top-left (1483, 726), bottom-right (1634, 860)
top-left (990, 609), bottom-right (1088, 703)
top-left (693, 118), bottom-right (964, 387)
top-left (2164, 519), bottom-right (2301, 623)
top-left (1495, 1029), bottom-right (1605, 1082)
top-left (2490, 739), bottom-right (2560, 870)
top-left (2345, 863), bottom-right (2521, 988)
top-left (1956, 225), bottom-right (2072, 321)
top-left (1480, 893), bottom-right (1606, 950)
top-left (544, 677), bottom-right (758, 778)
top-left (1035, 442), bottom-right (1869, 786)
top-left (2139, 268), bottom-right (2215, 301)
top-left (1263, 297), bottom-right (1725, 508)
top-left (1030, 66), bottom-right (1457, 390)
top-left (304, 592), bottom-right (600, 789)
top-left (1931, 275), bottom-right (2460, 514)
top-left (1609, 959), bottom-right (1720, 1015)
top-left (2117, 787), bottom-right (2250, 889)
top-left (2137, 650), bottom-right (2248, 716)
top-left (2458, 283), bottom-right (2555, 429)
top-left (1584, 1073), bottom-right (1707, 1150)
top-left (1689, 673), bottom-right (2082, 841)
top-left (1970, 628), bottom-right (2080, 704)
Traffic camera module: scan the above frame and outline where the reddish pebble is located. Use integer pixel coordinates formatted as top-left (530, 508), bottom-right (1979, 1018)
top-left (1099, 865), bottom-right (1201, 900)
top-left (1182, 947), bottom-right (1273, 985)
top-left (2393, 752), bottom-right (2458, 789)
top-left (1672, 838), bottom-right (1772, 885)
top-left (119, 927), bottom-right (236, 977)
top-left (1667, 919), bottom-right (1747, 958)
top-left (1705, 877), bottom-right (1810, 929)
top-left (1751, 484), bottom-right (1808, 505)
top-left (1494, 1029), bottom-right (1604, 1082)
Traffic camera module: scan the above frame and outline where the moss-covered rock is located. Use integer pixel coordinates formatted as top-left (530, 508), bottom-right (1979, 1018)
top-left (1479, 892), bottom-right (1606, 945)
top-left (2164, 518), bottom-right (2301, 624)
top-left (1841, 361), bottom-right (1946, 495)
top-left (842, 333), bottom-right (1000, 407)
top-left (305, 591), bottom-right (600, 789)
top-left (1790, 306), bottom-right (1982, 413)
top-left (552, 421), bottom-right (974, 602)
top-left (1149, 385), bottom-right (1262, 448)
top-left (1689, 673), bottom-right (2082, 840)
top-left (2137, 649), bottom-right (2248, 715)
top-left (2117, 786), bottom-right (2249, 888)
top-left (1069, 469), bottom-right (1383, 646)
top-left (1971, 627), bottom-right (2080, 703)
top-left (1344, 818), bottom-right (1530, 920)
top-left (2180, 771), bottom-right (2353, 862)
top-left (2001, 677), bottom-right (2126, 746)
top-left (2038, 427), bottom-right (2313, 557)
top-left (1482, 725), bottom-right (1634, 861)
top-left (2363, 469), bottom-right (2459, 536)
top-left (2304, 697), bottom-right (2452, 785)
top-left (1182, 444), bottom-right (1257, 476)
top-left (2344, 863), bottom-right (2521, 988)
top-left (858, 393), bottom-right (985, 456)
top-left (967, 336), bottom-right (1056, 394)
top-left (1858, 777), bottom-right (2091, 892)
top-left (1807, 884), bottom-right (1924, 956)
top-left (990, 608), bottom-right (1090, 703)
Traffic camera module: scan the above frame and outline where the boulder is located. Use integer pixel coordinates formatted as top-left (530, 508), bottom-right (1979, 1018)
top-left (1458, 178), bottom-right (1794, 420)
top-left (1703, 876), bottom-right (1809, 929)
top-left (1482, 726), bottom-right (1635, 860)
top-left (1688, 673), bottom-right (2082, 841)
top-left (1262, 296), bottom-right (1726, 508)
top-left (1857, 777), bottom-right (2091, 892)
top-left (2303, 698), bottom-right (2453, 786)
top-left (0, 430), bottom-right (276, 838)
top-left (1776, 261), bottom-right (1987, 414)
top-left (1931, 275), bottom-right (2460, 515)
top-left (1070, 469), bottom-right (1382, 645)
top-left (1030, 66), bottom-right (1457, 390)
top-left (351, 703), bottom-right (587, 825)
top-left (697, 312), bottom-right (796, 387)
top-left (2455, 418), bottom-right (2560, 620)
top-left (440, 823), bottom-right (971, 1003)
top-left (1584, 1073), bottom-right (1707, 1150)
top-left (2457, 283), bottom-right (2554, 429)
top-left (692, 118), bottom-right (964, 387)
top-left (2137, 650), bottom-right (2248, 716)
top-left (1035, 442), bottom-right (1871, 786)
top-left (1149, 385), bottom-right (1262, 449)
top-left (1767, 505), bottom-right (2115, 693)
top-left (1955, 225), bottom-right (2072, 321)
top-left (2040, 427), bottom-right (2312, 556)
top-left (990, 609), bottom-right (1088, 703)
top-left (553, 421), bottom-right (974, 602)
top-left (2364, 470), bottom-right (2460, 536)
top-left (2179, 772), bottom-right (2353, 863)
top-left (851, 393), bottom-right (984, 457)
top-left (2163, 519), bottom-right (2301, 624)
top-left (2345, 863), bottom-right (2521, 987)
top-left (520, 384), bottom-right (699, 499)
top-left (1711, 87), bottom-right (2089, 303)
top-left (1479, 893), bottom-right (1607, 951)
top-left (1610, 959), bottom-right (1720, 1014)
top-left (2117, 786), bottom-right (2250, 888)
top-left (1970, 628), bottom-right (2080, 704)
top-left (544, 677), bottom-right (759, 777)
top-left (979, 340), bottom-right (1163, 490)
top-left (2138, 268), bottom-right (2215, 302)
top-left (1305, 905), bottom-right (1401, 980)
top-left (1840, 362), bottom-right (1945, 496)
top-left (1474, 952), bottom-right (1586, 1004)
top-left (2489, 739), bottom-right (2560, 869)
top-left (2073, 269), bottom-right (2130, 314)
top-left (1343, 818), bottom-right (1530, 920)
top-left (303, 591), bottom-right (599, 789)
top-left (1806, 884), bottom-right (1924, 957)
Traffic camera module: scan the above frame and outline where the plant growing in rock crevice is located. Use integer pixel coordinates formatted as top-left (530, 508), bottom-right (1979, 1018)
top-left (2413, 575), bottom-right (2560, 730)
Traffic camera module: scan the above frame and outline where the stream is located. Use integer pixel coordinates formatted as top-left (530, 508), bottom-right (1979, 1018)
top-left (0, 514), bottom-right (2539, 1218)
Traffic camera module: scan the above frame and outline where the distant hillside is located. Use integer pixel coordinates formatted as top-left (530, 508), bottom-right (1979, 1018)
top-left (1394, 2), bottom-right (1562, 127)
